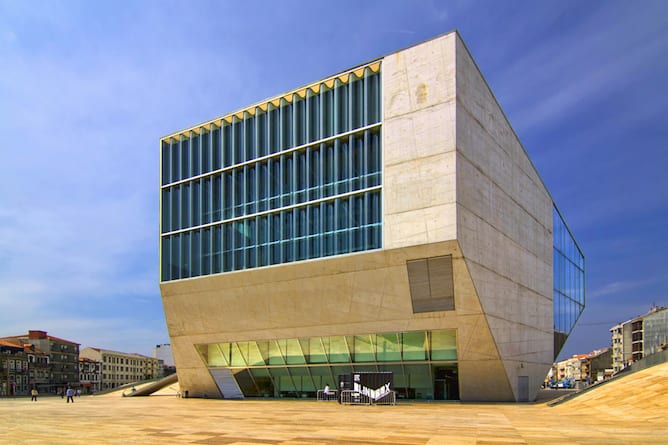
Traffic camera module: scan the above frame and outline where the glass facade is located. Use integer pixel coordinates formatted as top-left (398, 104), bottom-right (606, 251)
top-left (196, 330), bottom-right (458, 400)
top-left (160, 64), bottom-right (382, 281)
top-left (553, 205), bottom-right (585, 356)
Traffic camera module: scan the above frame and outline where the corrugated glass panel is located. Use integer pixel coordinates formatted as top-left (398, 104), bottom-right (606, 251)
top-left (160, 68), bottom-right (382, 281)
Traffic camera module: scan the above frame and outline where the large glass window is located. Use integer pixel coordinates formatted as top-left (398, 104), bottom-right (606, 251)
top-left (553, 205), bottom-right (585, 357)
top-left (161, 66), bottom-right (382, 281)
top-left (195, 329), bottom-right (457, 399)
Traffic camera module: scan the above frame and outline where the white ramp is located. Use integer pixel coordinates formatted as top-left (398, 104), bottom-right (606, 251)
top-left (210, 368), bottom-right (244, 399)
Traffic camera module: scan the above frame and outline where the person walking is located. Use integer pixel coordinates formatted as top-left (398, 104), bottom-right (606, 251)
top-left (66, 387), bottom-right (74, 403)
top-left (30, 388), bottom-right (38, 402)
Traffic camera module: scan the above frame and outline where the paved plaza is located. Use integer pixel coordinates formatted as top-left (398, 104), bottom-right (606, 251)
top-left (1, 363), bottom-right (666, 445)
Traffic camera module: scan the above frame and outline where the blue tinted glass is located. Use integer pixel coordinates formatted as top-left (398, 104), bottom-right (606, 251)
top-left (553, 205), bottom-right (585, 354)
top-left (191, 134), bottom-right (200, 177)
top-left (161, 141), bottom-right (170, 186)
top-left (161, 69), bottom-right (383, 281)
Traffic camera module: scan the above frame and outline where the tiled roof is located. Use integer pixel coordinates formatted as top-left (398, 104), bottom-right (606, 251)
top-left (2, 332), bottom-right (80, 345)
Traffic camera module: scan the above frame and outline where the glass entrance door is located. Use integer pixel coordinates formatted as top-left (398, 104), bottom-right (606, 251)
top-left (433, 365), bottom-right (459, 400)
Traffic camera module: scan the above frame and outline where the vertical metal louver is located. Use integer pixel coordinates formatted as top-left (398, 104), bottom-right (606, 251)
top-left (407, 255), bottom-right (455, 313)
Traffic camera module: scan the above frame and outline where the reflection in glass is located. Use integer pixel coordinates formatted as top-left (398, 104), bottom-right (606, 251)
top-left (196, 329), bottom-right (458, 400)
top-left (160, 70), bottom-right (383, 281)
top-left (553, 205), bottom-right (585, 357)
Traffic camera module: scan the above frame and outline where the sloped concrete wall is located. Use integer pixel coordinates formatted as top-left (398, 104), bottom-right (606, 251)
top-left (454, 34), bottom-right (553, 401)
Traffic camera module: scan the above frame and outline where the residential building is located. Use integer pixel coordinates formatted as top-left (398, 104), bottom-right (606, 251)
top-left (610, 306), bottom-right (667, 372)
top-left (587, 348), bottom-right (613, 382)
top-left (80, 348), bottom-right (164, 390)
top-left (555, 354), bottom-right (587, 383)
top-left (2, 330), bottom-right (79, 393)
top-left (550, 348), bottom-right (612, 387)
top-left (79, 357), bottom-right (101, 394)
top-left (0, 339), bottom-right (27, 396)
top-left (158, 31), bottom-right (585, 402)
top-left (610, 322), bottom-right (629, 373)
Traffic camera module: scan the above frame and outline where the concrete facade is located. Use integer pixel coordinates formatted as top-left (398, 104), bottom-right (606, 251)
top-left (160, 31), bottom-right (572, 402)
top-left (80, 348), bottom-right (164, 390)
top-left (2, 330), bottom-right (80, 394)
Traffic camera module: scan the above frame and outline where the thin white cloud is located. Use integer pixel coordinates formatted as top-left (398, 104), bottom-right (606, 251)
top-left (588, 277), bottom-right (663, 300)
top-left (493, 5), bottom-right (668, 131)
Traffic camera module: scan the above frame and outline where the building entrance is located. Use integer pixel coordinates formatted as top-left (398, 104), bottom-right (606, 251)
top-left (433, 366), bottom-right (459, 400)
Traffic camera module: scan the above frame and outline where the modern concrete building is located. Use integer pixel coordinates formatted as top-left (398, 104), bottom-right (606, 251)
top-left (158, 31), bottom-right (585, 402)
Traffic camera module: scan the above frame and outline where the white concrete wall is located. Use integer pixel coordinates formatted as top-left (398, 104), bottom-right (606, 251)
top-left (383, 33), bottom-right (458, 249)
top-left (454, 34), bottom-right (554, 401)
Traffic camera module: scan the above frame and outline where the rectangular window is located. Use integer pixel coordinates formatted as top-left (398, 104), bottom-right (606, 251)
top-left (233, 119), bottom-right (244, 165)
top-left (161, 141), bottom-right (170, 186)
top-left (171, 185), bottom-right (180, 233)
top-left (161, 189), bottom-right (171, 233)
top-left (234, 169), bottom-right (244, 217)
top-left (246, 165), bottom-right (256, 214)
top-left (257, 112), bottom-right (267, 158)
top-left (308, 204), bottom-right (320, 259)
top-left (181, 184), bottom-right (190, 230)
top-left (191, 134), bottom-right (200, 177)
top-left (191, 230), bottom-right (201, 277)
top-left (201, 131), bottom-right (211, 174)
top-left (192, 181), bottom-right (201, 227)
top-left (212, 175), bottom-right (221, 222)
top-left (170, 140), bottom-right (180, 184)
top-left (257, 215), bottom-right (268, 267)
top-left (282, 155), bottom-right (293, 207)
top-left (245, 116), bottom-right (256, 161)
top-left (258, 161), bottom-right (268, 212)
top-left (180, 138), bottom-right (190, 181)
top-left (294, 97), bottom-right (305, 147)
top-left (270, 213), bottom-right (281, 265)
top-left (212, 127), bottom-right (221, 170)
top-left (202, 228), bottom-right (211, 276)
top-left (307, 93), bottom-right (319, 142)
top-left (296, 207), bottom-right (307, 261)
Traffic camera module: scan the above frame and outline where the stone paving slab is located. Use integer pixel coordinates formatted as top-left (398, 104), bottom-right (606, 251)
top-left (0, 395), bottom-right (664, 445)
top-left (1, 363), bottom-right (666, 444)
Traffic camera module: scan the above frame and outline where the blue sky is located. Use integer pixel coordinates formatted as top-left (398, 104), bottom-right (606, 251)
top-left (0, 0), bottom-right (666, 360)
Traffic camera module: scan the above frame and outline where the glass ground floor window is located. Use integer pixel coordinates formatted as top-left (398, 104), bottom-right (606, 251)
top-left (196, 329), bottom-right (459, 400)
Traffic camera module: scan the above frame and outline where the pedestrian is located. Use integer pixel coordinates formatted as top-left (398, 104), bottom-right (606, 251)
top-left (30, 388), bottom-right (38, 402)
top-left (76, 388), bottom-right (81, 397)
top-left (66, 387), bottom-right (75, 403)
